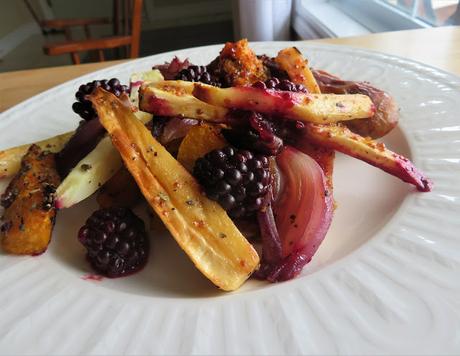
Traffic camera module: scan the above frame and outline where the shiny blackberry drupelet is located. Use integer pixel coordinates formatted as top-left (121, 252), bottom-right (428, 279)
top-left (78, 207), bottom-right (149, 278)
top-left (72, 78), bottom-right (129, 121)
top-left (252, 77), bottom-right (308, 93)
top-left (175, 65), bottom-right (221, 87)
top-left (193, 147), bottom-right (271, 218)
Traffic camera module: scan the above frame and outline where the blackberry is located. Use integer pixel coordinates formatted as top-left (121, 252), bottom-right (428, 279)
top-left (176, 65), bottom-right (221, 87)
top-left (78, 207), bottom-right (149, 278)
top-left (252, 77), bottom-right (308, 93)
top-left (72, 78), bottom-right (129, 121)
top-left (193, 147), bottom-right (271, 218)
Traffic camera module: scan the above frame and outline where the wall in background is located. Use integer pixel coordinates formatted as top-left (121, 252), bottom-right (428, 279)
top-left (0, 0), bottom-right (232, 72)
top-left (143, 0), bottom-right (232, 29)
top-left (0, 0), bottom-right (35, 38)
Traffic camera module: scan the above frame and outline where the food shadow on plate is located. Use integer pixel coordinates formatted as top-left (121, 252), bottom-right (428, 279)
top-left (49, 197), bottom-right (224, 299)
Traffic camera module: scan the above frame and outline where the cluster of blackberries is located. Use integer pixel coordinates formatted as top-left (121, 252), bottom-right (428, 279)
top-left (72, 78), bottom-right (129, 120)
top-left (78, 207), bottom-right (149, 278)
top-left (252, 77), bottom-right (308, 93)
top-left (175, 65), bottom-right (221, 87)
top-left (193, 146), bottom-right (270, 218)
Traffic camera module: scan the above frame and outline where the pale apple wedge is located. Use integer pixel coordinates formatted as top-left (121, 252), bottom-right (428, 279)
top-left (192, 83), bottom-right (375, 124)
top-left (275, 47), bottom-right (321, 94)
top-left (91, 88), bottom-right (260, 291)
top-left (304, 123), bottom-right (432, 192)
top-left (55, 111), bottom-right (151, 209)
top-left (139, 82), bottom-right (228, 122)
top-left (129, 69), bottom-right (164, 107)
top-left (0, 131), bottom-right (73, 178)
top-left (55, 135), bottom-right (122, 209)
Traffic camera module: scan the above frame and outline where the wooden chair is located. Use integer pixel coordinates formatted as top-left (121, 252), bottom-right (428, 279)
top-left (41, 0), bottom-right (143, 64)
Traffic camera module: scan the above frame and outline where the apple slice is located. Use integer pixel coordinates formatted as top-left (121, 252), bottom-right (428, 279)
top-left (304, 123), bottom-right (432, 192)
top-left (139, 82), bottom-right (228, 122)
top-left (275, 47), bottom-right (321, 94)
top-left (55, 111), bottom-right (151, 209)
top-left (192, 82), bottom-right (375, 124)
top-left (129, 69), bottom-right (164, 108)
top-left (91, 88), bottom-right (260, 291)
top-left (55, 135), bottom-right (122, 209)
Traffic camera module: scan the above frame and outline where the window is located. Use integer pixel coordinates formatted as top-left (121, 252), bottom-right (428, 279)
top-left (380, 0), bottom-right (460, 26)
top-left (292, 0), bottom-right (460, 40)
top-left (332, 0), bottom-right (460, 31)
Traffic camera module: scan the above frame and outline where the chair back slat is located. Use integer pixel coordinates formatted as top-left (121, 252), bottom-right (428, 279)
top-left (129, 0), bottom-right (143, 58)
top-left (39, 0), bottom-right (144, 64)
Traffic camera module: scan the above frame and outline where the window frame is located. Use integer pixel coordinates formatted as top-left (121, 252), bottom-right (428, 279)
top-left (330, 0), bottom-right (431, 32)
top-left (292, 0), bottom-right (372, 39)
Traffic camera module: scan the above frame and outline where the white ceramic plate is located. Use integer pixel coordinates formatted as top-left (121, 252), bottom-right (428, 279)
top-left (0, 43), bottom-right (459, 355)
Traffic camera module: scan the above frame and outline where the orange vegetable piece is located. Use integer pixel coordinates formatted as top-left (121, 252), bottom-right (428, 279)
top-left (177, 123), bottom-right (227, 172)
top-left (1, 145), bottom-right (60, 255)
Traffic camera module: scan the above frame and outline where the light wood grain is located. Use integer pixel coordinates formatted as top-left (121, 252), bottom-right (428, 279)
top-left (0, 60), bottom-right (125, 113)
top-left (312, 26), bottom-right (460, 75)
top-left (1, 26), bottom-right (459, 113)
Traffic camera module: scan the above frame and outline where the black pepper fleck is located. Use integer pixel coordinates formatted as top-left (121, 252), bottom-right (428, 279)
top-left (80, 164), bottom-right (92, 171)
top-left (0, 221), bottom-right (12, 233)
top-left (19, 218), bottom-right (25, 231)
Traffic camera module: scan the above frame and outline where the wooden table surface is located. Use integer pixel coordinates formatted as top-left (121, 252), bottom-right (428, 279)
top-left (1, 26), bottom-right (459, 113)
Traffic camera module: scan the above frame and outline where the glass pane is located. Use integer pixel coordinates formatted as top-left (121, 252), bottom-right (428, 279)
top-left (380, 0), bottom-right (415, 14)
top-left (381, 0), bottom-right (460, 25)
top-left (417, 0), bottom-right (460, 26)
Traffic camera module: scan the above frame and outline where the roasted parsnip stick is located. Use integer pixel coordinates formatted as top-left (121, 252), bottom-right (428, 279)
top-left (91, 88), bottom-right (260, 291)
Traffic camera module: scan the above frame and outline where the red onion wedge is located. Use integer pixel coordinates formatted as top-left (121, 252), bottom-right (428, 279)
top-left (153, 57), bottom-right (191, 80)
top-left (160, 117), bottom-right (198, 145)
top-left (257, 199), bottom-right (282, 264)
top-left (55, 118), bottom-right (105, 178)
top-left (256, 146), bottom-right (334, 281)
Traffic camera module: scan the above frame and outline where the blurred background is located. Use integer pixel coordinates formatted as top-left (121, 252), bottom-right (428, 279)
top-left (0, 0), bottom-right (458, 72)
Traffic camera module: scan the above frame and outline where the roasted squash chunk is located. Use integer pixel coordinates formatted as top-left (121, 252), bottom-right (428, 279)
top-left (177, 124), bottom-right (227, 172)
top-left (211, 39), bottom-right (268, 86)
top-left (1, 145), bottom-right (60, 255)
top-left (0, 131), bottom-right (72, 179)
